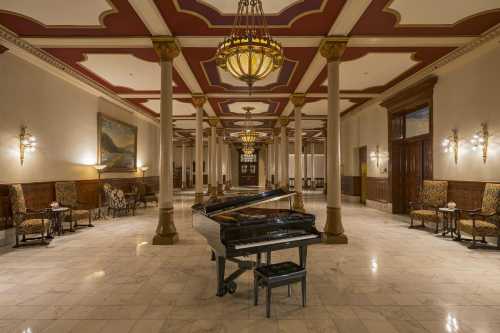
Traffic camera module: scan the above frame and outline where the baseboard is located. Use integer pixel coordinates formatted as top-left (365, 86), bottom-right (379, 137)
top-left (366, 199), bottom-right (393, 213)
top-left (342, 194), bottom-right (361, 203)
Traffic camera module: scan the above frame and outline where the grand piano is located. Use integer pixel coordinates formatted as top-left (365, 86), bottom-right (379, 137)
top-left (192, 189), bottom-right (321, 296)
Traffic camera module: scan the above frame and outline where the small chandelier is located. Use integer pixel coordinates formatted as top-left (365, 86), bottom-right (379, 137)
top-left (242, 143), bottom-right (255, 156)
top-left (239, 106), bottom-right (258, 144)
top-left (215, 0), bottom-right (284, 91)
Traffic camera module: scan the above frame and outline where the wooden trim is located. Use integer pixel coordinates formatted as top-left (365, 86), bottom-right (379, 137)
top-left (367, 177), bottom-right (390, 203)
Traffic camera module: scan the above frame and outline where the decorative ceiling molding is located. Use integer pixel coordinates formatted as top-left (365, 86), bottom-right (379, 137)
top-left (329, 0), bottom-right (373, 35)
top-left (0, 25), bottom-right (157, 124)
top-left (128, 0), bottom-right (170, 35)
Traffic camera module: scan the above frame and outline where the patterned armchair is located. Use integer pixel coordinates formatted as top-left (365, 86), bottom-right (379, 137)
top-left (9, 184), bottom-right (50, 247)
top-left (457, 183), bottom-right (500, 249)
top-left (409, 180), bottom-right (448, 233)
top-left (103, 183), bottom-right (135, 218)
top-left (55, 181), bottom-right (93, 230)
top-left (133, 183), bottom-right (158, 208)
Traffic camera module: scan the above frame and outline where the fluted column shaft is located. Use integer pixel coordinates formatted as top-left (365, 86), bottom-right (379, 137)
top-left (311, 142), bottom-right (316, 190)
top-left (273, 129), bottom-right (280, 188)
top-left (279, 118), bottom-right (289, 189)
top-left (217, 134), bottom-right (223, 195)
top-left (193, 95), bottom-right (206, 204)
top-left (181, 143), bottom-right (186, 189)
top-left (291, 94), bottom-right (306, 210)
top-left (152, 37), bottom-right (179, 245)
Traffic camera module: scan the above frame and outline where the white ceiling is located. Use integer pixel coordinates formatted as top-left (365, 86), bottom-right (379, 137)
top-left (388, 0), bottom-right (500, 25)
top-left (301, 99), bottom-right (355, 115)
top-left (79, 54), bottom-right (176, 91)
top-left (198, 0), bottom-right (303, 15)
top-left (233, 120), bottom-right (265, 127)
top-left (323, 52), bottom-right (419, 91)
top-left (142, 100), bottom-right (197, 116)
top-left (0, 0), bottom-right (112, 26)
top-left (288, 119), bottom-right (325, 129)
top-left (174, 120), bottom-right (209, 130)
top-left (227, 101), bottom-right (270, 114)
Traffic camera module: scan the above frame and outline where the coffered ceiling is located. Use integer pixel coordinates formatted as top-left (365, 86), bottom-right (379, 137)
top-left (1, 0), bottom-right (499, 140)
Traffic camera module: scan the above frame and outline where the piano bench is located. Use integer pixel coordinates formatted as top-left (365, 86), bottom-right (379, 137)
top-left (253, 261), bottom-right (307, 318)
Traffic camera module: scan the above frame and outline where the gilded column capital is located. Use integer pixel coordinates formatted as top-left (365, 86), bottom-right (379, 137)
top-left (290, 93), bottom-right (306, 108)
top-left (152, 36), bottom-right (180, 62)
top-left (208, 117), bottom-right (219, 127)
top-left (192, 94), bottom-right (207, 109)
top-left (279, 116), bottom-right (290, 128)
top-left (319, 36), bottom-right (349, 62)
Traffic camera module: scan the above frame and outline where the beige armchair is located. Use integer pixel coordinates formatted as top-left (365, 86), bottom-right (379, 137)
top-left (409, 180), bottom-right (448, 233)
top-left (55, 181), bottom-right (93, 229)
top-left (9, 184), bottom-right (50, 247)
top-left (457, 183), bottom-right (500, 249)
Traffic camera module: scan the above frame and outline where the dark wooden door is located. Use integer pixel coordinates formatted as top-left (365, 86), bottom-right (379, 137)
top-left (404, 140), bottom-right (423, 213)
top-left (359, 146), bottom-right (367, 204)
top-left (239, 151), bottom-right (259, 186)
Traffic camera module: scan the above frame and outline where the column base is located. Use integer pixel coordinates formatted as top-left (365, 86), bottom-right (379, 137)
top-left (322, 206), bottom-right (347, 244)
top-left (194, 192), bottom-right (204, 204)
top-left (209, 186), bottom-right (218, 199)
top-left (224, 182), bottom-right (231, 192)
top-left (217, 183), bottom-right (224, 195)
top-left (292, 192), bottom-right (305, 212)
top-left (152, 207), bottom-right (179, 245)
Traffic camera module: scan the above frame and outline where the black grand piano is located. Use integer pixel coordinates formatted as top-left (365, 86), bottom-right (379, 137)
top-left (192, 189), bottom-right (321, 296)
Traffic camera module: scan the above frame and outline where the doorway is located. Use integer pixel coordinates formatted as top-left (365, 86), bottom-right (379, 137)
top-left (359, 146), bottom-right (368, 204)
top-left (239, 150), bottom-right (259, 186)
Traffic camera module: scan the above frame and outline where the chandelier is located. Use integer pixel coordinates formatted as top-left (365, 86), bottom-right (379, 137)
top-left (242, 143), bottom-right (255, 156)
top-left (215, 0), bottom-right (284, 90)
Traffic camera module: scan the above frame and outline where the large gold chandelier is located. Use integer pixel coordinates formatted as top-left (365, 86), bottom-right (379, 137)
top-left (215, 0), bottom-right (284, 90)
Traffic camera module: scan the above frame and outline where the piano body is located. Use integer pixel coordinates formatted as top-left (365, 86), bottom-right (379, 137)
top-left (192, 189), bottom-right (321, 297)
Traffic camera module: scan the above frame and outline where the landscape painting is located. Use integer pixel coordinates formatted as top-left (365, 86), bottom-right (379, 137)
top-left (98, 113), bottom-right (137, 172)
top-left (405, 106), bottom-right (430, 138)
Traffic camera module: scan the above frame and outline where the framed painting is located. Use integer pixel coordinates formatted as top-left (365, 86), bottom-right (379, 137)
top-left (97, 113), bottom-right (138, 172)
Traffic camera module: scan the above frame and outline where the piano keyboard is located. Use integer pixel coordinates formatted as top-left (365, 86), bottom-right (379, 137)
top-left (233, 234), bottom-right (319, 250)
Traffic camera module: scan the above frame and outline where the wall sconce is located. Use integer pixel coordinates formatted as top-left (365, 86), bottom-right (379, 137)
top-left (19, 126), bottom-right (37, 165)
top-left (139, 166), bottom-right (149, 179)
top-left (442, 129), bottom-right (459, 164)
top-left (470, 123), bottom-right (489, 163)
top-left (370, 145), bottom-right (381, 168)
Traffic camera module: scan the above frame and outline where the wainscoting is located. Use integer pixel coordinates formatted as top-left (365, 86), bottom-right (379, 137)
top-left (367, 177), bottom-right (391, 203)
top-left (341, 176), bottom-right (361, 196)
top-left (0, 176), bottom-right (159, 230)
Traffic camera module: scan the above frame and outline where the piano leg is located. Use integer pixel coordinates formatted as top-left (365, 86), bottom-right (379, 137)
top-left (216, 256), bottom-right (226, 297)
top-left (299, 246), bottom-right (308, 268)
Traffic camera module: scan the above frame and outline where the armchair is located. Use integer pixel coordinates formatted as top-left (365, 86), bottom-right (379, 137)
top-left (9, 184), bottom-right (50, 247)
top-left (55, 181), bottom-right (93, 229)
top-left (103, 183), bottom-right (135, 218)
top-left (457, 183), bottom-right (500, 249)
top-left (409, 180), bottom-right (448, 233)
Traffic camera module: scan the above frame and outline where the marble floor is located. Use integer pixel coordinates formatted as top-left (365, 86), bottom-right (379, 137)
top-left (1, 191), bottom-right (500, 333)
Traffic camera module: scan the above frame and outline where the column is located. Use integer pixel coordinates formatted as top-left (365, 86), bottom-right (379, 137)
top-left (291, 94), bottom-right (306, 211)
top-left (266, 141), bottom-right (273, 190)
top-left (192, 95), bottom-right (206, 203)
top-left (311, 142), bottom-right (316, 190)
top-left (279, 117), bottom-right (290, 189)
top-left (225, 143), bottom-right (231, 191)
top-left (152, 37), bottom-right (179, 245)
top-left (323, 135), bottom-right (327, 195)
top-left (217, 132), bottom-right (224, 195)
top-left (304, 141), bottom-right (308, 189)
top-left (320, 37), bottom-right (348, 244)
top-left (181, 142), bottom-right (186, 190)
top-left (208, 118), bottom-right (219, 199)
top-left (273, 128), bottom-right (280, 189)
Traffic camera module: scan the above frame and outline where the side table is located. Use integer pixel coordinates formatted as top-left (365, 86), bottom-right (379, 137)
top-left (48, 207), bottom-right (70, 236)
top-left (438, 207), bottom-right (457, 238)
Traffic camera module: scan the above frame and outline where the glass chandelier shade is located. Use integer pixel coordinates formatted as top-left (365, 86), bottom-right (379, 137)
top-left (215, 0), bottom-right (284, 89)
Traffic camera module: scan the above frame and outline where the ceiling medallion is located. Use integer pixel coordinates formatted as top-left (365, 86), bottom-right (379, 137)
top-left (215, 0), bottom-right (284, 93)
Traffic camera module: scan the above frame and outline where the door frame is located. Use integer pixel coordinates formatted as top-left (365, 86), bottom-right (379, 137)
top-left (382, 76), bottom-right (437, 214)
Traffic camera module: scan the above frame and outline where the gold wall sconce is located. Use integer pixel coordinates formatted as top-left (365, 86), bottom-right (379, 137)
top-left (442, 129), bottom-right (459, 164)
top-left (19, 126), bottom-right (37, 165)
top-left (470, 123), bottom-right (489, 163)
top-left (370, 145), bottom-right (381, 168)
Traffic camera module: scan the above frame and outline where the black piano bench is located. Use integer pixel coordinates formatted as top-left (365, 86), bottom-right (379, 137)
top-left (253, 261), bottom-right (307, 318)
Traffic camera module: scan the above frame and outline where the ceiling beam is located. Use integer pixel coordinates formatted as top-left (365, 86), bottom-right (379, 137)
top-left (118, 93), bottom-right (380, 99)
top-left (128, 0), bottom-right (171, 35)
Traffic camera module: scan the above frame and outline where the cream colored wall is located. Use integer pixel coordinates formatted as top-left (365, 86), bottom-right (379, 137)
top-left (341, 105), bottom-right (388, 178)
top-left (434, 45), bottom-right (500, 182)
top-left (0, 53), bottom-right (160, 184)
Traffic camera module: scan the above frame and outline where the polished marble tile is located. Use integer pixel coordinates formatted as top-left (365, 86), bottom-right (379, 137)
top-left (1, 191), bottom-right (500, 332)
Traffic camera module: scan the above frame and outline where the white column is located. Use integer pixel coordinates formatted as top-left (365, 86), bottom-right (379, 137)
top-left (181, 143), bottom-right (186, 190)
top-left (217, 134), bottom-right (223, 195)
top-left (311, 142), bottom-right (316, 190)
top-left (273, 129), bottom-right (280, 188)
top-left (208, 118), bottom-right (218, 198)
top-left (225, 143), bottom-right (231, 191)
top-left (152, 37), bottom-right (179, 245)
top-left (266, 141), bottom-right (273, 189)
top-left (304, 141), bottom-right (308, 189)
top-left (320, 37), bottom-right (348, 244)
top-left (279, 117), bottom-right (289, 189)
top-left (291, 94), bottom-right (305, 210)
top-left (323, 138), bottom-right (327, 194)
top-left (192, 95), bottom-right (206, 203)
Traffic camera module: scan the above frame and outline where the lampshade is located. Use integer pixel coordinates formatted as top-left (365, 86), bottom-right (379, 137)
top-left (93, 164), bottom-right (107, 171)
top-left (140, 166), bottom-right (150, 172)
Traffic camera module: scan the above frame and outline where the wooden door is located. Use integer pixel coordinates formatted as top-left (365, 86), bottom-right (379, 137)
top-left (359, 146), bottom-right (368, 204)
top-left (404, 140), bottom-right (423, 213)
top-left (239, 151), bottom-right (259, 186)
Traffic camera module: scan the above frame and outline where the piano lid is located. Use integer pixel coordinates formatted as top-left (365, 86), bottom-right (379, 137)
top-left (192, 189), bottom-right (296, 217)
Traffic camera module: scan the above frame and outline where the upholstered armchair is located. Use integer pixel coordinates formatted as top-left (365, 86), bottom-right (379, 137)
top-left (103, 183), bottom-right (135, 218)
top-left (457, 183), bottom-right (500, 249)
top-left (9, 184), bottom-right (50, 247)
top-left (133, 183), bottom-right (158, 208)
top-left (409, 180), bottom-right (448, 232)
top-left (55, 181), bottom-right (93, 230)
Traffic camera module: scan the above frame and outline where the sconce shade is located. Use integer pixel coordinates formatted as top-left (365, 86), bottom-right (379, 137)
top-left (93, 164), bottom-right (107, 171)
top-left (140, 166), bottom-right (150, 172)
